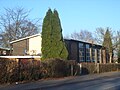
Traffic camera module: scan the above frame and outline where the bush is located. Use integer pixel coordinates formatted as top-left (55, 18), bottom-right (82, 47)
top-left (0, 58), bottom-right (18, 84)
top-left (19, 59), bottom-right (41, 81)
top-left (0, 58), bottom-right (42, 84)
top-left (0, 58), bottom-right (71, 84)
top-left (41, 58), bottom-right (70, 78)
top-left (81, 63), bottom-right (120, 74)
top-left (81, 63), bottom-right (96, 74)
top-left (99, 63), bottom-right (119, 73)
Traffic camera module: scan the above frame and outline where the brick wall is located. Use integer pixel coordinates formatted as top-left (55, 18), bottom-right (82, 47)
top-left (12, 39), bottom-right (29, 55)
top-left (65, 40), bottom-right (78, 61)
top-left (65, 39), bottom-right (107, 63)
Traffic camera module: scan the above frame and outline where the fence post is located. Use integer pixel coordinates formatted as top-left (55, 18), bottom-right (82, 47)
top-left (117, 63), bottom-right (118, 71)
top-left (97, 63), bottom-right (100, 73)
top-left (71, 64), bottom-right (73, 76)
top-left (79, 63), bottom-right (82, 75)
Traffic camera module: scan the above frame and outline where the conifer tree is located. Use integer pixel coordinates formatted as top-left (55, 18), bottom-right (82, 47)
top-left (41, 9), bottom-right (53, 59)
top-left (50, 9), bottom-right (68, 59)
top-left (103, 28), bottom-right (113, 63)
top-left (42, 9), bottom-right (68, 60)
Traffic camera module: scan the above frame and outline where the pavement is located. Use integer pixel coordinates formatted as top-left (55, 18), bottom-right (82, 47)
top-left (0, 71), bottom-right (120, 90)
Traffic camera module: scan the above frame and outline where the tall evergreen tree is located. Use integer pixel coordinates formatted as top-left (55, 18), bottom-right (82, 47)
top-left (51, 9), bottom-right (68, 59)
top-left (42, 9), bottom-right (68, 60)
top-left (41, 9), bottom-right (53, 59)
top-left (102, 28), bottom-right (113, 63)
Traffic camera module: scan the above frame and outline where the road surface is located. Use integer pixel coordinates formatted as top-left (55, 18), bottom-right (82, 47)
top-left (0, 72), bottom-right (120, 90)
top-left (42, 75), bottom-right (120, 90)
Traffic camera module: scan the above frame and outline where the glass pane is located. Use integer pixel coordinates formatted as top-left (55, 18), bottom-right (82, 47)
top-left (86, 44), bottom-right (89, 48)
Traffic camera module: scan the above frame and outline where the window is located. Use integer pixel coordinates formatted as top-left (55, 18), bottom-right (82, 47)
top-left (79, 43), bottom-right (84, 48)
top-left (92, 48), bottom-right (95, 62)
top-left (86, 44), bottom-right (90, 62)
top-left (86, 44), bottom-right (89, 48)
top-left (79, 43), bottom-right (85, 62)
top-left (97, 49), bottom-right (101, 62)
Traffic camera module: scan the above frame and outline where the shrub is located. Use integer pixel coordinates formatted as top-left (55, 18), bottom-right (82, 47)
top-left (19, 59), bottom-right (41, 81)
top-left (0, 58), bottom-right (79, 84)
top-left (0, 58), bottom-right (42, 84)
top-left (81, 63), bottom-right (96, 75)
top-left (41, 58), bottom-right (70, 78)
top-left (0, 58), bottom-right (18, 84)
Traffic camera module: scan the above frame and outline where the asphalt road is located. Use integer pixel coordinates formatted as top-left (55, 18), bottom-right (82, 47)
top-left (42, 75), bottom-right (120, 90)
top-left (1, 72), bottom-right (120, 90)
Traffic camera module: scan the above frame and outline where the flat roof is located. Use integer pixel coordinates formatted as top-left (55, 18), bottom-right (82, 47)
top-left (10, 33), bottom-right (41, 44)
top-left (0, 56), bottom-right (41, 58)
top-left (0, 47), bottom-right (10, 50)
top-left (64, 39), bottom-right (102, 47)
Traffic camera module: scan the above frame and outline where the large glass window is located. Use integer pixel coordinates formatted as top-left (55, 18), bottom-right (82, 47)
top-left (92, 48), bottom-right (95, 62)
top-left (86, 44), bottom-right (90, 62)
top-left (79, 43), bottom-right (85, 62)
top-left (97, 49), bottom-right (100, 63)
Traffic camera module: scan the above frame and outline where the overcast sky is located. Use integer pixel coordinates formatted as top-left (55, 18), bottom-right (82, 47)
top-left (0, 0), bottom-right (120, 36)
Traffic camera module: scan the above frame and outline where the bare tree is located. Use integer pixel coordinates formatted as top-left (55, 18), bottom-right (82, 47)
top-left (94, 28), bottom-right (106, 44)
top-left (0, 7), bottom-right (40, 47)
top-left (112, 31), bottom-right (120, 48)
top-left (94, 27), bottom-right (120, 62)
top-left (94, 27), bottom-right (115, 45)
top-left (70, 30), bottom-right (95, 43)
top-left (112, 31), bottom-right (120, 62)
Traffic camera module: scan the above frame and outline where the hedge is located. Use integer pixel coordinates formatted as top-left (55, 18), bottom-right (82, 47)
top-left (0, 58), bottom-right (73, 84)
top-left (1, 58), bottom-right (120, 84)
top-left (81, 63), bottom-right (120, 74)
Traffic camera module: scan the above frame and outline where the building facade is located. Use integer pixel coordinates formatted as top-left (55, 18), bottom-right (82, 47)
top-left (10, 34), bottom-right (41, 56)
top-left (10, 34), bottom-right (108, 63)
top-left (65, 39), bottom-right (107, 63)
